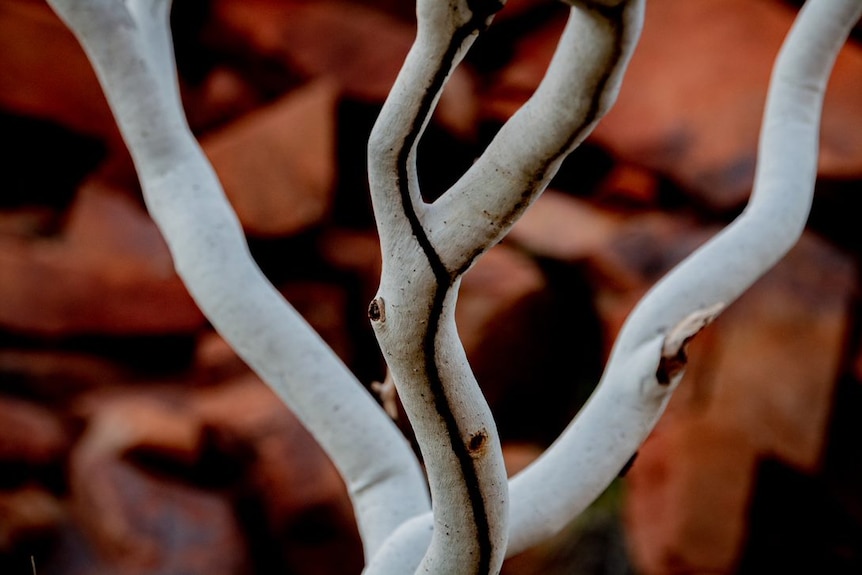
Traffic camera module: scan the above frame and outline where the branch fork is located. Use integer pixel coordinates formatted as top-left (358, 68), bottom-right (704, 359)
top-left (45, 0), bottom-right (862, 573)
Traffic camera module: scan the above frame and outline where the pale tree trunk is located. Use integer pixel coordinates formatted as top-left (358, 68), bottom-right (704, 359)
top-left (366, 2), bottom-right (643, 573)
top-left (44, 0), bottom-right (430, 560)
top-left (505, 0), bottom-right (862, 555)
top-left (44, 0), bottom-right (862, 574)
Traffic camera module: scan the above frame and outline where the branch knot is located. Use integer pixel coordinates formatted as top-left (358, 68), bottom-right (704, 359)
top-left (368, 297), bottom-right (386, 323)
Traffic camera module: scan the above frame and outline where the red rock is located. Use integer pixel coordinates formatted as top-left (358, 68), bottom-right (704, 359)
top-left (436, 66), bottom-right (481, 140)
top-left (210, 0), bottom-right (414, 101)
top-left (683, 233), bottom-right (855, 472)
top-left (482, 0), bottom-right (862, 212)
top-left (189, 284), bottom-right (356, 389)
top-left (67, 457), bottom-right (248, 574)
top-left (481, 12), bottom-right (565, 122)
top-left (0, 486), bottom-right (65, 553)
top-left (501, 442), bottom-right (542, 478)
top-left (58, 388), bottom-right (247, 574)
top-left (509, 191), bottom-right (714, 354)
top-left (317, 228), bottom-right (382, 303)
top-left (0, 178), bottom-right (204, 336)
top-left (457, 244), bottom-right (547, 406)
top-left (495, 0), bottom-right (556, 23)
top-left (625, 416), bottom-right (759, 575)
top-left (207, 0), bottom-right (478, 133)
top-left (0, 206), bottom-right (58, 238)
top-left (593, 0), bottom-right (862, 211)
top-left (508, 190), bottom-right (625, 264)
top-left (191, 376), bottom-right (350, 521)
top-left (192, 374), bottom-right (287, 440)
top-left (192, 330), bottom-right (251, 384)
top-left (593, 211), bottom-right (713, 288)
top-left (182, 66), bottom-right (264, 135)
top-left (252, 429), bottom-right (363, 575)
top-left (458, 243), bottom-right (601, 444)
top-left (625, 232), bottom-right (855, 574)
top-left (458, 244), bottom-right (547, 358)
top-left (202, 81), bottom-right (338, 237)
top-left (347, 0), bottom-right (415, 22)
top-left (510, 192), bottom-right (706, 296)
top-left (72, 391), bottom-right (203, 465)
top-left (191, 276), bottom-right (357, 383)
top-left (0, 0), bottom-right (119, 144)
top-left (594, 163), bottom-right (661, 208)
top-left (191, 375), bottom-right (363, 575)
top-left (0, 348), bottom-right (135, 403)
top-left (0, 395), bottom-right (69, 466)
top-left (585, 214), bottom-right (714, 357)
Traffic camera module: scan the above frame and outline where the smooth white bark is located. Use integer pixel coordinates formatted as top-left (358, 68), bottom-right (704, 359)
top-left (45, 0), bottom-right (430, 559)
top-left (428, 1), bottom-right (644, 267)
top-left (45, 0), bottom-right (860, 572)
top-left (366, 0), bottom-right (861, 570)
top-left (367, 2), bottom-right (511, 571)
top-left (367, 1), bottom-right (641, 573)
top-left (507, 0), bottom-right (862, 553)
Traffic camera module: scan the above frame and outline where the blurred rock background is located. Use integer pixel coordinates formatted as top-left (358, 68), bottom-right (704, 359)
top-left (0, 0), bottom-right (860, 573)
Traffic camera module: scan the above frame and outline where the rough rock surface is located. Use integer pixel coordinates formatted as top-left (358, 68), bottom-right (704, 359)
top-left (1, 1), bottom-right (860, 574)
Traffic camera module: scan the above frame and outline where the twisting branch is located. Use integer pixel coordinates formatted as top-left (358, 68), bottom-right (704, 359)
top-left (366, 1), bottom-right (641, 573)
top-left (44, 0), bottom-right (430, 559)
top-left (428, 0), bottom-right (644, 269)
top-left (45, 0), bottom-right (861, 572)
top-left (366, 1), bottom-right (510, 572)
top-left (506, 0), bottom-right (862, 556)
top-left (366, 0), bottom-right (861, 571)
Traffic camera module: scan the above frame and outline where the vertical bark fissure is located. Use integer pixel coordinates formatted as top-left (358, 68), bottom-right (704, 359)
top-left (392, 13), bottom-right (501, 574)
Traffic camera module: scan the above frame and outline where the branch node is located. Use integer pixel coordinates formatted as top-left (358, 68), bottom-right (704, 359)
top-left (656, 302), bottom-right (725, 385)
top-left (468, 428), bottom-right (489, 456)
top-left (368, 297), bottom-right (386, 323)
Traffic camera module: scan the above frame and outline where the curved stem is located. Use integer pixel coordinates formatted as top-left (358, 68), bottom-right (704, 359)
top-left (507, 0), bottom-right (862, 555)
top-left (366, 1), bottom-right (639, 572)
top-left (367, 1), bottom-right (510, 573)
top-left (46, 0), bottom-right (430, 558)
top-left (428, 1), bottom-right (643, 273)
top-left (365, 0), bottom-right (862, 569)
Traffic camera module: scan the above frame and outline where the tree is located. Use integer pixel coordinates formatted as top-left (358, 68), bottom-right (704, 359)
top-left (44, 0), bottom-right (862, 573)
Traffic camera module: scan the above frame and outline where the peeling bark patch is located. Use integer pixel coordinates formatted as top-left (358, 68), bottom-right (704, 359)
top-left (657, 303), bottom-right (725, 385)
top-left (368, 297), bottom-right (385, 322)
top-left (656, 344), bottom-right (687, 386)
top-left (468, 429), bottom-right (488, 455)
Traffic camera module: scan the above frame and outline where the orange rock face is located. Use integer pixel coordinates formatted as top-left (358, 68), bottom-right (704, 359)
top-left (0, 1), bottom-right (861, 574)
